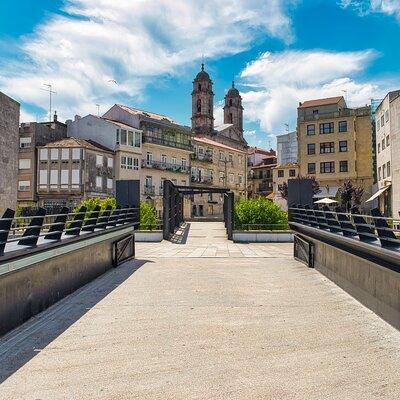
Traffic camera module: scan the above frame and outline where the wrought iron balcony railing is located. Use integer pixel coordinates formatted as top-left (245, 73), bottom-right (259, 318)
top-left (190, 152), bottom-right (213, 162)
top-left (142, 135), bottom-right (193, 151)
top-left (141, 160), bottom-right (189, 174)
top-left (191, 176), bottom-right (213, 185)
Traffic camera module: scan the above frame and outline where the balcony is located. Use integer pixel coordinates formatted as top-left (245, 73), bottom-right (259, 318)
top-left (191, 152), bottom-right (213, 163)
top-left (143, 185), bottom-right (155, 196)
top-left (141, 160), bottom-right (189, 174)
top-left (142, 135), bottom-right (193, 152)
top-left (191, 176), bottom-right (213, 185)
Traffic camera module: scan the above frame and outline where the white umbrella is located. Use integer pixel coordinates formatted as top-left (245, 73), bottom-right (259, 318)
top-left (314, 197), bottom-right (338, 204)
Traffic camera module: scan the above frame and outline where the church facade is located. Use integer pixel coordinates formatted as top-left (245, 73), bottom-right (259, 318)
top-left (190, 64), bottom-right (248, 218)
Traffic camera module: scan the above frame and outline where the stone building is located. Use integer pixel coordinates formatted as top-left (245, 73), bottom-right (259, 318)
top-left (67, 114), bottom-right (142, 182)
top-left (102, 104), bottom-right (193, 218)
top-left (297, 96), bottom-right (373, 202)
top-left (36, 138), bottom-right (114, 209)
top-left (373, 90), bottom-right (400, 216)
top-left (0, 91), bottom-right (19, 215)
top-left (190, 64), bottom-right (248, 217)
top-left (247, 148), bottom-right (277, 199)
top-left (18, 113), bottom-right (68, 208)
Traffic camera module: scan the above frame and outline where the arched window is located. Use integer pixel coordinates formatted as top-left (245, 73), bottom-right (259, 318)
top-left (208, 99), bottom-right (212, 114)
top-left (229, 113), bottom-right (233, 123)
top-left (197, 99), bottom-right (201, 113)
top-left (229, 99), bottom-right (233, 106)
top-left (198, 83), bottom-right (202, 91)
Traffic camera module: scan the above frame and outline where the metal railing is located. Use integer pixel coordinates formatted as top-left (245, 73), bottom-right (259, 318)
top-left (141, 160), bottom-right (189, 173)
top-left (289, 205), bottom-right (400, 250)
top-left (191, 176), bottom-right (213, 184)
top-left (190, 152), bottom-right (213, 162)
top-left (142, 135), bottom-right (193, 151)
top-left (0, 206), bottom-right (139, 256)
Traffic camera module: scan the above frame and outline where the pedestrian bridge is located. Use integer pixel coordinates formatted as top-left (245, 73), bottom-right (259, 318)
top-left (1, 222), bottom-right (400, 399)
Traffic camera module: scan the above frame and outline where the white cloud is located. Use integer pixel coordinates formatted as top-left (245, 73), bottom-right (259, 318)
top-left (214, 101), bottom-right (224, 127)
top-left (0, 0), bottom-right (295, 122)
top-left (340, 0), bottom-right (400, 19)
top-left (239, 50), bottom-right (390, 136)
top-left (244, 130), bottom-right (257, 137)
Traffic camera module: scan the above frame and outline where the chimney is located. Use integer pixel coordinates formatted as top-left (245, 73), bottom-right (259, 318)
top-left (53, 110), bottom-right (58, 122)
top-left (299, 102), bottom-right (302, 107)
top-left (74, 115), bottom-right (81, 121)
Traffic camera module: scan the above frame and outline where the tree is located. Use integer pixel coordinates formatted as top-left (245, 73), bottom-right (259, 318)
top-left (139, 202), bottom-right (160, 230)
top-left (339, 180), bottom-right (364, 212)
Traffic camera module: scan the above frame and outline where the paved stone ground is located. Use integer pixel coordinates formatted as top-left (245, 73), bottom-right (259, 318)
top-left (1, 222), bottom-right (400, 399)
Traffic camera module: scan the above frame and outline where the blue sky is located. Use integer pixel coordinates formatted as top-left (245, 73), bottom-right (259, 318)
top-left (1, 0), bottom-right (400, 148)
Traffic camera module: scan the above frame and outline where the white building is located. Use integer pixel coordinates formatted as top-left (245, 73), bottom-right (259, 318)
top-left (276, 131), bottom-right (298, 165)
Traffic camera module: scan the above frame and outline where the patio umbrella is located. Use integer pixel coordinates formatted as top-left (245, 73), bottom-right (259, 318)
top-left (314, 197), bottom-right (338, 204)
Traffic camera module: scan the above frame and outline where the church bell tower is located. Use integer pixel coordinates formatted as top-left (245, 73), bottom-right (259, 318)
top-left (223, 81), bottom-right (243, 134)
top-left (191, 63), bottom-right (214, 135)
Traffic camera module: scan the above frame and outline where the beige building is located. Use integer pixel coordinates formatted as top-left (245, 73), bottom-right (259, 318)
top-left (36, 138), bottom-right (114, 210)
top-left (297, 96), bottom-right (373, 201)
top-left (374, 90), bottom-right (400, 216)
top-left (272, 163), bottom-right (299, 210)
top-left (102, 104), bottom-right (193, 218)
top-left (191, 136), bottom-right (246, 216)
top-left (18, 114), bottom-right (68, 208)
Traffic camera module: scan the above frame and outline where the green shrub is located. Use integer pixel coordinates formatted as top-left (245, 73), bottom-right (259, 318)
top-left (234, 197), bottom-right (288, 230)
top-left (139, 202), bottom-right (160, 231)
top-left (72, 197), bottom-right (117, 214)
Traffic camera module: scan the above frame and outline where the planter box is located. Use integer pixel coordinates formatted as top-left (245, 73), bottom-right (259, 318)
top-left (135, 231), bottom-right (163, 242)
top-left (233, 230), bottom-right (293, 243)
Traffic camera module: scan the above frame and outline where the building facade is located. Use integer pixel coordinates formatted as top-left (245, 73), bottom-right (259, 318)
top-left (36, 138), bottom-right (114, 209)
top-left (18, 114), bottom-right (68, 208)
top-left (0, 92), bottom-right (20, 215)
top-left (102, 104), bottom-right (193, 218)
top-left (67, 114), bottom-right (142, 182)
top-left (276, 131), bottom-right (298, 165)
top-left (375, 90), bottom-right (400, 216)
top-left (297, 96), bottom-right (373, 202)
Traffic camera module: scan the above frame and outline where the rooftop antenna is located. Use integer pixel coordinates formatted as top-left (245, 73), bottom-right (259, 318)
top-left (96, 104), bottom-right (100, 117)
top-left (284, 123), bottom-right (289, 133)
top-left (41, 83), bottom-right (56, 122)
top-left (232, 72), bottom-right (235, 88)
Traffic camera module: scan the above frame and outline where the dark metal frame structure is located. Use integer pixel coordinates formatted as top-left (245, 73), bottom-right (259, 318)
top-left (162, 180), bottom-right (233, 240)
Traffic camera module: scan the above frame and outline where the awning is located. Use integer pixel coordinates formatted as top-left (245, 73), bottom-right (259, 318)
top-left (366, 184), bottom-right (391, 202)
top-left (313, 186), bottom-right (339, 199)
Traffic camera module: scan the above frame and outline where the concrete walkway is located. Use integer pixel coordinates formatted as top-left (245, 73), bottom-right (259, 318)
top-left (1, 223), bottom-right (400, 399)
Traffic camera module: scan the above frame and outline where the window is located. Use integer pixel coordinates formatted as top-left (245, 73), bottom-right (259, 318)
top-left (18, 180), bottom-right (30, 191)
top-left (278, 170), bottom-right (284, 178)
top-left (96, 154), bottom-right (103, 166)
top-left (385, 110), bottom-right (389, 122)
top-left (181, 158), bottom-right (187, 169)
top-left (134, 131), bottom-right (141, 147)
top-left (39, 170), bottom-right (48, 185)
top-left (61, 170), bottom-right (69, 187)
top-left (219, 151), bottom-right (225, 161)
top-left (107, 178), bottom-right (113, 189)
top-left (387, 161), bottom-right (391, 177)
top-left (386, 136), bottom-right (390, 147)
top-left (319, 122), bottom-right (334, 134)
top-left (107, 157), bottom-right (113, 168)
top-left (378, 167), bottom-right (382, 181)
top-left (238, 155), bottom-right (243, 165)
top-left (20, 137), bottom-right (31, 148)
top-left (320, 161), bottom-right (335, 173)
top-left (120, 129), bottom-right (127, 145)
top-left (307, 125), bottom-right (315, 135)
top-left (133, 158), bottom-right (139, 170)
top-left (146, 152), bottom-right (153, 165)
top-left (339, 160), bottom-right (348, 172)
top-left (145, 176), bottom-right (153, 188)
top-left (19, 159), bottom-right (31, 169)
top-left (307, 143), bottom-right (315, 155)
top-left (339, 140), bottom-right (348, 152)
top-left (383, 164), bottom-right (386, 179)
top-left (320, 142), bottom-right (335, 154)
top-left (238, 174), bottom-right (243, 184)
top-left (50, 170), bottom-right (58, 187)
top-left (378, 143), bottom-right (381, 153)
top-left (72, 148), bottom-right (81, 160)
top-left (172, 157), bottom-right (177, 165)
top-left (71, 169), bottom-right (80, 188)
top-left (229, 173), bottom-right (234, 184)
top-left (96, 176), bottom-right (102, 188)
top-left (39, 149), bottom-right (48, 160)
top-left (338, 121), bottom-right (348, 133)
top-left (116, 129), bottom-right (120, 144)
top-left (377, 120), bottom-right (380, 130)
top-left (289, 169), bottom-right (296, 177)
top-left (51, 149), bottom-right (59, 160)
top-left (228, 153), bottom-right (233, 163)
top-left (313, 109), bottom-right (319, 116)
top-left (198, 146), bottom-right (204, 155)
top-left (382, 138), bottom-right (385, 150)
top-left (161, 154), bottom-right (167, 164)
top-left (219, 171), bottom-right (225, 182)
top-left (308, 163), bottom-right (316, 174)
top-left (381, 115), bottom-right (384, 127)
top-left (61, 148), bottom-right (69, 160)
top-left (128, 131), bottom-right (134, 147)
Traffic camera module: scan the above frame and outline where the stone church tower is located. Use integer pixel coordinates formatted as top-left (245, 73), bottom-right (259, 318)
top-left (191, 63), bottom-right (214, 134)
top-left (223, 81), bottom-right (243, 133)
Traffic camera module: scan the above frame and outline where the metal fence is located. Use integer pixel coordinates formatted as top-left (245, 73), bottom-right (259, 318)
top-left (0, 206), bottom-right (139, 256)
top-left (289, 205), bottom-right (400, 250)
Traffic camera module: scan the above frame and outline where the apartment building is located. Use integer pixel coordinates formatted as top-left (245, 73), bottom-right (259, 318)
top-left (297, 96), bottom-right (373, 201)
top-left (18, 113), bottom-right (68, 207)
top-left (374, 90), bottom-right (400, 216)
top-left (0, 91), bottom-right (19, 215)
top-left (272, 163), bottom-right (299, 210)
top-left (247, 148), bottom-right (277, 199)
top-left (67, 114), bottom-right (142, 181)
top-left (36, 138), bottom-right (114, 210)
top-left (191, 136), bottom-right (246, 216)
top-left (276, 131), bottom-right (298, 164)
top-left (102, 104), bottom-right (193, 217)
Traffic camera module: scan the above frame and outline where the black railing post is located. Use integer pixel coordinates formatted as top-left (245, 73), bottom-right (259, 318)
top-left (65, 206), bottom-right (87, 236)
top-left (82, 205), bottom-right (101, 232)
top-left (18, 208), bottom-right (46, 246)
top-left (0, 208), bottom-right (15, 255)
top-left (44, 207), bottom-right (69, 241)
top-left (97, 205), bottom-right (112, 229)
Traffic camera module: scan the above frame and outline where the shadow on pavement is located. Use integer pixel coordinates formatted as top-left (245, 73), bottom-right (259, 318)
top-left (169, 222), bottom-right (191, 244)
top-left (0, 259), bottom-right (150, 384)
